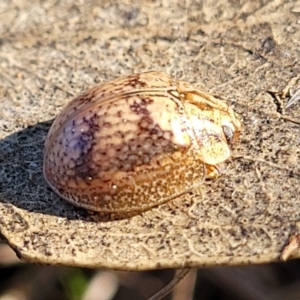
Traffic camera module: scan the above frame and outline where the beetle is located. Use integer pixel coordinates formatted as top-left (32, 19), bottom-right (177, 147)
top-left (43, 71), bottom-right (241, 215)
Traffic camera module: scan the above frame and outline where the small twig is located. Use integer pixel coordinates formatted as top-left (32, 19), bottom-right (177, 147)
top-left (148, 268), bottom-right (191, 300)
top-left (285, 88), bottom-right (300, 109)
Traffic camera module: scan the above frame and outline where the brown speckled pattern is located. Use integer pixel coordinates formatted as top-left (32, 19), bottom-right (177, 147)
top-left (43, 71), bottom-right (241, 214)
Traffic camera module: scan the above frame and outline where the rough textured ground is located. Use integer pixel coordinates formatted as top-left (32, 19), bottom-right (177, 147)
top-left (0, 0), bottom-right (300, 272)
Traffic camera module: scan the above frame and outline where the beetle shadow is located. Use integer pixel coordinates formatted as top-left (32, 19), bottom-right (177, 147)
top-left (0, 120), bottom-right (130, 222)
top-left (0, 120), bottom-right (211, 223)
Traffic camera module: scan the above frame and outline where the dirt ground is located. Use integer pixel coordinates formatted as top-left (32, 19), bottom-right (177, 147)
top-left (1, 1), bottom-right (300, 299)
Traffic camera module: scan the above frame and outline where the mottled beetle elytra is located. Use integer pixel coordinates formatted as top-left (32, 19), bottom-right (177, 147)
top-left (43, 71), bottom-right (241, 215)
